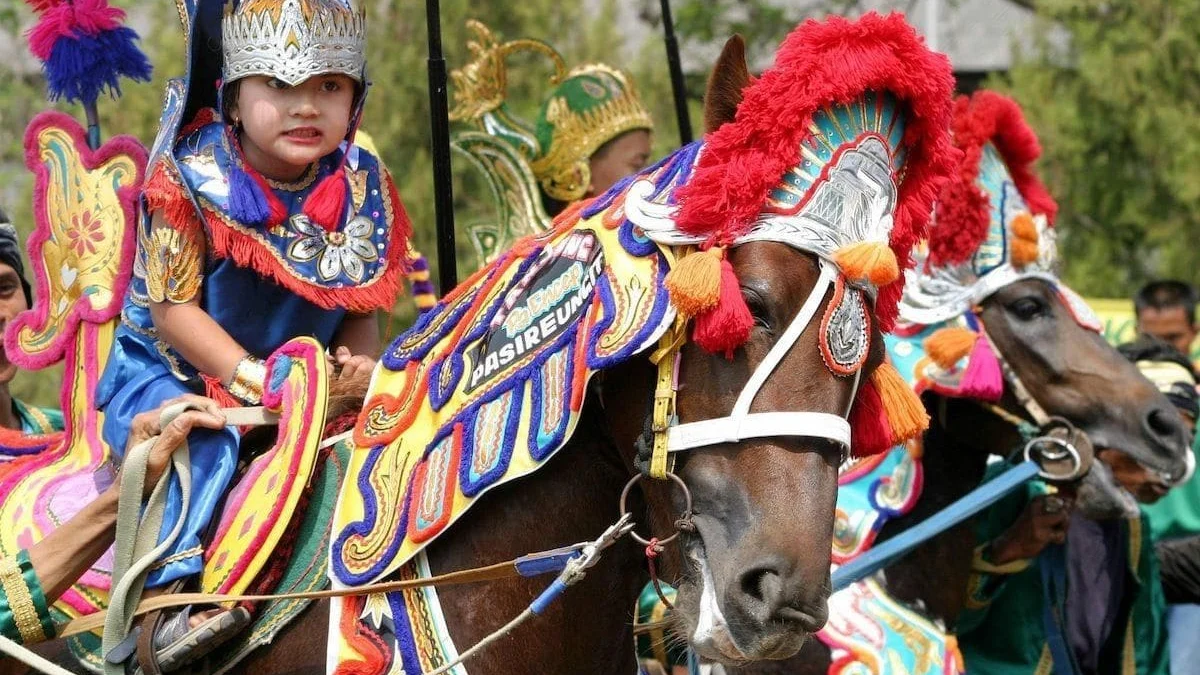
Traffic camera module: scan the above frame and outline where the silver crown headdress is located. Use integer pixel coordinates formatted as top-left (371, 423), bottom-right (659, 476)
top-left (222, 0), bottom-right (366, 87)
top-left (629, 91), bottom-right (908, 295)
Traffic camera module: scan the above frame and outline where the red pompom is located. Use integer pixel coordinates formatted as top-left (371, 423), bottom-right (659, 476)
top-left (25, 0), bottom-right (125, 60)
top-left (692, 258), bottom-right (753, 358)
top-left (671, 12), bottom-right (956, 330)
top-left (303, 172), bottom-right (348, 232)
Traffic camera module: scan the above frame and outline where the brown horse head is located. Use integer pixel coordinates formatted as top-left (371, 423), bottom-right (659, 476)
top-left (670, 243), bottom-right (884, 662)
top-left (980, 279), bottom-right (1192, 516)
top-left (624, 17), bottom-right (956, 664)
top-left (914, 90), bottom-right (1192, 520)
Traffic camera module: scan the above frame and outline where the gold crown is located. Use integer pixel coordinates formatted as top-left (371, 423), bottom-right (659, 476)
top-left (222, 0), bottom-right (366, 87)
top-left (530, 64), bottom-right (654, 202)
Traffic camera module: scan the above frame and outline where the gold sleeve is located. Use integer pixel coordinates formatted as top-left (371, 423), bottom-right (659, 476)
top-left (144, 222), bottom-right (204, 304)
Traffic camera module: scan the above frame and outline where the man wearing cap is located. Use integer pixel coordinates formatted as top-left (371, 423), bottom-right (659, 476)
top-left (0, 207), bottom-right (62, 435)
top-left (1119, 338), bottom-right (1200, 675)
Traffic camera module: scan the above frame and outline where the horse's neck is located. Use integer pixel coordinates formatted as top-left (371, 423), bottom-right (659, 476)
top-left (876, 395), bottom-right (1021, 628)
top-left (424, 359), bottom-right (661, 674)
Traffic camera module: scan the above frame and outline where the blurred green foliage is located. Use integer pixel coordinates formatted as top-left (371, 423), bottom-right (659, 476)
top-left (989, 0), bottom-right (1200, 296)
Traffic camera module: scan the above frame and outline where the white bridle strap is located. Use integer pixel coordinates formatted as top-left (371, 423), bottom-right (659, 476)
top-left (668, 261), bottom-right (851, 452)
top-left (667, 412), bottom-right (851, 451)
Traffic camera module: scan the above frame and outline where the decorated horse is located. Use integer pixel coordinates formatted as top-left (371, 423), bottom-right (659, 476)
top-left (732, 92), bottom-right (1193, 675)
top-left (5, 9), bottom-right (961, 675)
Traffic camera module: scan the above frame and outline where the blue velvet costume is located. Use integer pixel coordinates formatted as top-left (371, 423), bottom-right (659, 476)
top-left (97, 114), bottom-right (407, 585)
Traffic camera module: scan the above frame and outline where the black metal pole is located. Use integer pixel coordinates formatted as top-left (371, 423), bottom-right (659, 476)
top-left (660, 0), bottom-right (693, 146)
top-left (426, 0), bottom-right (457, 292)
top-left (84, 101), bottom-right (101, 150)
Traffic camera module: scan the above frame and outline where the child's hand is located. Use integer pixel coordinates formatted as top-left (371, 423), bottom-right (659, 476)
top-left (333, 345), bottom-right (375, 382)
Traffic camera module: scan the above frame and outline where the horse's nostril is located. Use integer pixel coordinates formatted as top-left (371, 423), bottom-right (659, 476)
top-left (739, 566), bottom-right (783, 605)
top-left (1146, 407), bottom-right (1184, 441)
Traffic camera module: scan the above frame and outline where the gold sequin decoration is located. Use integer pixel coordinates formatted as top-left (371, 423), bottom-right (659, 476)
top-left (347, 168), bottom-right (369, 212)
top-left (144, 226), bottom-right (204, 304)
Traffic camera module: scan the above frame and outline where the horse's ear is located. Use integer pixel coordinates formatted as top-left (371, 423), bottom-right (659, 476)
top-left (704, 34), bottom-right (752, 134)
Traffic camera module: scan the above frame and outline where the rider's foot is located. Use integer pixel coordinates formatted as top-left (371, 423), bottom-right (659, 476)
top-left (152, 604), bottom-right (251, 672)
top-left (187, 606), bottom-right (222, 628)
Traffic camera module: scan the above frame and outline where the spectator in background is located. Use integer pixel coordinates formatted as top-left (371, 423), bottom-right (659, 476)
top-left (1135, 280), bottom-right (1199, 362)
top-left (1120, 338), bottom-right (1200, 675)
top-left (0, 207), bottom-right (62, 434)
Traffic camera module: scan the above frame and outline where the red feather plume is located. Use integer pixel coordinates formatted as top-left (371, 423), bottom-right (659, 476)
top-left (928, 91), bottom-right (1057, 267)
top-left (672, 12), bottom-right (957, 334)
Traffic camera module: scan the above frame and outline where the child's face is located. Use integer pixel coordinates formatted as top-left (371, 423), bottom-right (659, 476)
top-left (232, 73), bottom-right (356, 180)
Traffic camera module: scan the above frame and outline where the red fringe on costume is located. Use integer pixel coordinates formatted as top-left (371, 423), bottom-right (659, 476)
top-left (671, 12), bottom-right (957, 332)
top-left (143, 154), bottom-right (412, 315)
top-left (929, 91), bottom-right (1058, 267)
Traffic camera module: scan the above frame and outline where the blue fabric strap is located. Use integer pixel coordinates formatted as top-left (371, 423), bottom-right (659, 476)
top-left (832, 459), bottom-right (1041, 591)
top-left (1040, 544), bottom-right (1079, 675)
top-left (514, 545), bottom-right (583, 577)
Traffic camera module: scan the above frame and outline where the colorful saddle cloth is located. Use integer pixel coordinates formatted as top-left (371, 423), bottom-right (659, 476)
top-left (330, 188), bottom-right (677, 587)
top-left (326, 147), bottom-right (687, 672)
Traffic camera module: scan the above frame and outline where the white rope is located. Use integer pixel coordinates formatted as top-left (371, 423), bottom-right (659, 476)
top-left (0, 634), bottom-right (77, 675)
top-left (425, 608), bottom-right (534, 675)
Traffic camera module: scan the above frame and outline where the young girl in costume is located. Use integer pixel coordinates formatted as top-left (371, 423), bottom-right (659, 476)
top-left (96, 0), bottom-right (409, 664)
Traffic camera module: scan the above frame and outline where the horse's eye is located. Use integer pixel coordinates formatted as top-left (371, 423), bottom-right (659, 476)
top-left (742, 288), bottom-right (772, 331)
top-left (1007, 296), bottom-right (1048, 321)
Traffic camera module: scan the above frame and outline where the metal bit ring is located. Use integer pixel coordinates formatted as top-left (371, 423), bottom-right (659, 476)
top-left (618, 472), bottom-right (694, 547)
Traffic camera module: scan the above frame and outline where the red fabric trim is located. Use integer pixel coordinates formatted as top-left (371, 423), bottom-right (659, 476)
top-left (671, 12), bottom-right (957, 331)
top-left (202, 374), bottom-right (242, 409)
top-left (929, 91), bottom-right (1058, 267)
top-left (143, 161), bottom-right (204, 237)
top-left (178, 108), bottom-right (216, 139)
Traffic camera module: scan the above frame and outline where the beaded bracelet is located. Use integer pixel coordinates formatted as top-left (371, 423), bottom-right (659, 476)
top-left (228, 355), bottom-right (267, 405)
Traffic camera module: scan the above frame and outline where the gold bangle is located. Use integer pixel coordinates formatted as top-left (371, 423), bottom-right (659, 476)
top-left (0, 555), bottom-right (48, 644)
top-left (228, 356), bottom-right (267, 405)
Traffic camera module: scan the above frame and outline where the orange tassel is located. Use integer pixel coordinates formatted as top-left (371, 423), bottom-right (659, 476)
top-left (665, 247), bottom-right (724, 317)
top-left (872, 360), bottom-right (929, 444)
top-left (833, 241), bottom-right (900, 286)
top-left (1010, 213), bottom-right (1040, 267)
top-left (1011, 213), bottom-right (1038, 240)
top-left (1011, 239), bottom-right (1039, 267)
top-left (923, 326), bottom-right (978, 369)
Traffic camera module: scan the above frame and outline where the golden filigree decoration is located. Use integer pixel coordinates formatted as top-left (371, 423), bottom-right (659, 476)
top-left (528, 64), bottom-right (654, 202)
top-left (448, 20), bottom-right (566, 124)
top-left (144, 225), bottom-right (204, 304)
